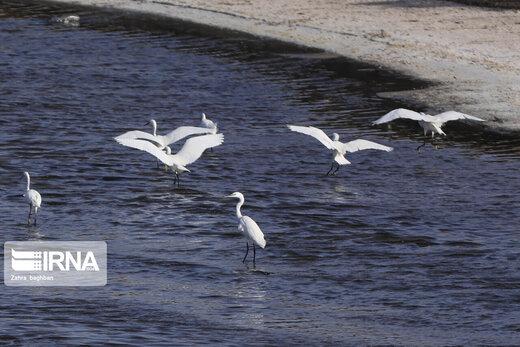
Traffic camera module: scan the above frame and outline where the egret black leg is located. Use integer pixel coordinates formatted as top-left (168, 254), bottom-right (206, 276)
top-left (253, 243), bottom-right (256, 267)
top-left (416, 137), bottom-right (427, 151)
top-left (176, 173), bottom-right (180, 187)
top-left (33, 212), bottom-right (37, 226)
top-left (326, 162), bottom-right (334, 176)
top-left (27, 205), bottom-right (32, 225)
top-left (242, 242), bottom-right (249, 263)
top-left (332, 163), bottom-right (340, 175)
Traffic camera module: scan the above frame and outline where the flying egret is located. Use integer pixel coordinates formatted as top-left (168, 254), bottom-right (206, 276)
top-left (227, 192), bottom-right (266, 266)
top-left (200, 113), bottom-right (218, 134)
top-left (23, 172), bottom-right (42, 226)
top-left (115, 134), bottom-right (224, 186)
top-left (287, 125), bottom-right (393, 175)
top-left (115, 119), bottom-right (215, 150)
top-left (372, 108), bottom-right (485, 150)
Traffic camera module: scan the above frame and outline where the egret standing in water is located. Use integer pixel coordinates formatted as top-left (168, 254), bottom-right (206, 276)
top-left (116, 134), bottom-right (224, 186)
top-left (23, 172), bottom-right (42, 226)
top-left (201, 113), bottom-right (218, 152)
top-left (287, 125), bottom-right (393, 175)
top-left (372, 108), bottom-right (485, 150)
top-left (227, 192), bottom-right (266, 266)
top-left (200, 113), bottom-right (218, 134)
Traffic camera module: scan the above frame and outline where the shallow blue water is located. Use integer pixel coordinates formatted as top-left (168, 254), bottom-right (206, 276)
top-left (1, 2), bottom-right (520, 345)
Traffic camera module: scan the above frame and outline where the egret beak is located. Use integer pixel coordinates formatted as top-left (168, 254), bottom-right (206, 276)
top-left (226, 194), bottom-right (234, 198)
top-left (144, 121), bottom-right (150, 126)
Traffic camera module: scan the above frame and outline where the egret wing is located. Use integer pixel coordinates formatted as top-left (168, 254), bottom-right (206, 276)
top-left (372, 108), bottom-right (435, 125)
top-left (341, 139), bottom-right (393, 153)
top-left (115, 130), bottom-right (161, 146)
top-left (162, 126), bottom-right (214, 146)
top-left (240, 216), bottom-right (266, 248)
top-left (434, 111), bottom-right (485, 123)
top-left (287, 125), bottom-right (335, 150)
top-left (115, 138), bottom-right (174, 166)
top-left (171, 134), bottom-right (224, 166)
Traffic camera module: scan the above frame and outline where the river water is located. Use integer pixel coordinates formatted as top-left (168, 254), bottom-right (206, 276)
top-left (1, 1), bottom-right (520, 345)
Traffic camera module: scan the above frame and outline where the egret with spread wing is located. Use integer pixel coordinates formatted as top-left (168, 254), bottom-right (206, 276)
top-left (23, 172), bottom-right (42, 226)
top-left (116, 133), bottom-right (224, 186)
top-left (287, 125), bottom-right (393, 175)
top-left (372, 108), bottom-right (485, 150)
top-left (115, 119), bottom-right (214, 150)
top-left (227, 192), bottom-right (266, 266)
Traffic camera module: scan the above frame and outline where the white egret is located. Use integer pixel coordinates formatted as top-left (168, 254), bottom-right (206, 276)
top-left (372, 108), bottom-right (485, 150)
top-left (227, 192), bottom-right (266, 265)
top-left (287, 125), bottom-right (393, 175)
top-left (115, 134), bottom-right (224, 186)
top-left (23, 172), bottom-right (42, 226)
top-left (200, 113), bottom-right (218, 134)
top-left (115, 119), bottom-right (215, 150)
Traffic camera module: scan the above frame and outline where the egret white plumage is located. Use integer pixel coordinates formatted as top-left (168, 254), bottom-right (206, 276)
top-left (115, 119), bottom-right (215, 150)
top-left (115, 133), bottom-right (224, 186)
top-left (287, 125), bottom-right (393, 175)
top-left (23, 172), bottom-right (42, 226)
top-left (227, 192), bottom-right (266, 265)
top-left (200, 113), bottom-right (218, 134)
top-left (372, 108), bottom-right (485, 150)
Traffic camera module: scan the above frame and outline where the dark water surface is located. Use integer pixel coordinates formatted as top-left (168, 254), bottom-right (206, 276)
top-left (1, 1), bottom-right (520, 345)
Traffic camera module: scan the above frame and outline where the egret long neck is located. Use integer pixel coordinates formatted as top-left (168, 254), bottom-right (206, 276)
top-left (25, 174), bottom-right (30, 191)
top-left (235, 197), bottom-right (244, 218)
top-left (152, 122), bottom-right (157, 136)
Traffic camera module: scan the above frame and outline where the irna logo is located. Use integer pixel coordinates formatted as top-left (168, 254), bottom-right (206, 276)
top-left (11, 248), bottom-right (100, 272)
top-left (4, 241), bottom-right (107, 287)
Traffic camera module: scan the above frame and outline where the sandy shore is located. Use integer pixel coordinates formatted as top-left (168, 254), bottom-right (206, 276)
top-left (44, 0), bottom-right (520, 132)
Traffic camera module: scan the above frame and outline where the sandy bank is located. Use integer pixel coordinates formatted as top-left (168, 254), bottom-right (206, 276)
top-left (44, 0), bottom-right (520, 132)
